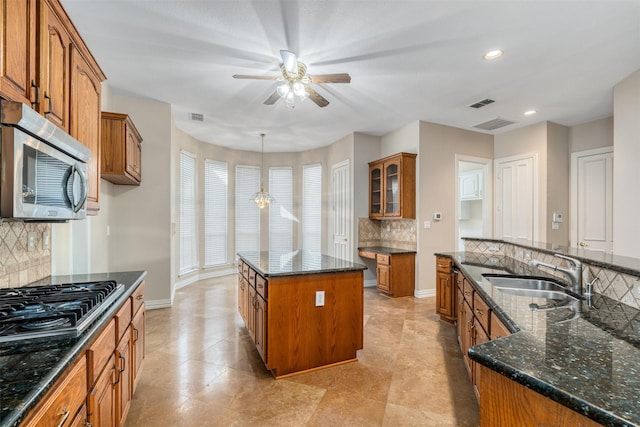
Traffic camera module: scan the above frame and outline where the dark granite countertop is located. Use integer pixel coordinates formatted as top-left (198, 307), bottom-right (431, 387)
top-left (237, 250), bottom-right (366, 277)
top-left (0, 271), bottom-right (147, 427)
top-left (436, 251), bottom-right (640, 427)
top-left (357, 246), bottom-right (417, 255)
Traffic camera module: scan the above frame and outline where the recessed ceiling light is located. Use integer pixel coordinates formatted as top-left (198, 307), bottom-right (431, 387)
top-left (524, 110), bottom-right (537, 116)
top-left (483, 50), bottom-right (503, 60)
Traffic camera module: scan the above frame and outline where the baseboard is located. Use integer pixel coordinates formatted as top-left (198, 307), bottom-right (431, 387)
top-left (174, 268), bottom-right (237, 290)
top-left (414, 289), bottom-right (436, 298)
top-left (145, 299), bottom-right (172, 310)
top-left (364, 279), bottom-right (377, 288)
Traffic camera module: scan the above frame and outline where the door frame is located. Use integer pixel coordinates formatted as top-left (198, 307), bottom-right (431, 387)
top-left (570, 146), bottom-right (613, 249)
top-left (454, 155), bottom-right (493, 249)
top-left (494, 152), bottom-right (539, 242)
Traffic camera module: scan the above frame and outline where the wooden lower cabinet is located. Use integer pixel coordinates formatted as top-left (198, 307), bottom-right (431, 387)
top-left (376, 253), bottom-right (415, 297)
top-left (131, 303), bottom-right (145, 395)
top-left (115, 329), bottom-right (132, 427)
top-left (69, 405), bottom-right (88, 427)
top-left (479, 366), bottom-right (601, 427)
top-left (88, 354), bottom-right (117, 427)
top-left (19, 355), bottom-right (87, 427)
top-left (436, 256), bottom-right (456, 321)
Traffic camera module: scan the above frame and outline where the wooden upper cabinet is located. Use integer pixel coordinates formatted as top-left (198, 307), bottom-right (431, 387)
top-left (368, 152), bottom-right (416, 219)
top-left (101, 111), bottom-right (143, 185)
top-left (37, 0), bottom-right (70, 130)
top-left (70, 45), bottom-right (102, 213)
top-left (0, 0), bottom-right (37, 105)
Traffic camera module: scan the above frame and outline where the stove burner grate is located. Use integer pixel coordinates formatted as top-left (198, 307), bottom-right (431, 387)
top-left (20, 317), bottom-right (70, 330)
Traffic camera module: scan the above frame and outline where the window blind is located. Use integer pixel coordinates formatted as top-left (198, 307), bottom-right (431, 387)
top-left (302, 163), bottom-right (322, 252)
top-left (235, 165), bottom-right (260, 256)
top-left (269, 167), bottom-right (293, 253)
top-left (179, 151), bottom-right (197, 275)
top-left (204, 159), bottom-right (228, 267)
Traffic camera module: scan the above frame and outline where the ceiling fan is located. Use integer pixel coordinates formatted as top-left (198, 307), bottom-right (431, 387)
top-left (233, 50), bottom-right (351, 108)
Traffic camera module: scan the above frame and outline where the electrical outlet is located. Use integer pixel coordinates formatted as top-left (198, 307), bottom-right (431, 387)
top-left (386, 224), bottom-right (391, 232)
top-left (42, 231), bottom-right (50, 250)
top-left (27, 232), bottom-right (36, 252)
top-left (488, 243), bottom-right (499, 252)
top-left (315, 291), bottom-right (325, 307)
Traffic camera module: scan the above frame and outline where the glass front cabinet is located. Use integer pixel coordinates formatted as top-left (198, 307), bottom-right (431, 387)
top-left (368, 152), bottom-right (416, 219)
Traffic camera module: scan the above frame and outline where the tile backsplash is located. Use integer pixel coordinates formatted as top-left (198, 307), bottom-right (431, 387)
top-left (358, 217), bottom-right (416, 250)
top-left (0, 222), bottom-right (51, 288)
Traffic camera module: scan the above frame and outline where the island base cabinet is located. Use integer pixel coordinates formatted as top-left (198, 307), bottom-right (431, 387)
top-left (479, 366), bottom-right (601, 427)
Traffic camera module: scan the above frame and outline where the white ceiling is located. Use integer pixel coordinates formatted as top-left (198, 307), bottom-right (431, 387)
top-left (61, 0), bottom-right (640, 152)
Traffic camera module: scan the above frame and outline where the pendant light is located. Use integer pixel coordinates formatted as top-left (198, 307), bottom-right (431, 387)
top-left (251, 133), bottom-right (274, 209)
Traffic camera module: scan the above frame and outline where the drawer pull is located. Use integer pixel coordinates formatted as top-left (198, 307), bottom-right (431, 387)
top-left (119, 354), bottom-right (126, 373)
top-left (56, 407), bottom-right (70, 427)
top-left (475, 308), bottom-right (484, 316)
top-left (136, 294), bottom-right (144, 300)
top-left (133, 327), bottom-right (139, 342)
top-left (113, 367), bottom-right (120, 386)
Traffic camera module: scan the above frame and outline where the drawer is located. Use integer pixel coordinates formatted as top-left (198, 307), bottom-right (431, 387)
top-left (248, 268), bottom-right (257, 287)
top-left (87, 318), bottom-right (116, 386)
top-left (255, 274), bottom-right (267, 299)
top-left (436, 256), bottom-right (452, 273)
top-left (462, 278), bottom-right (474, 302)
top-left (132, 281), bottom-right (145, 315)
top-left (456, 271), bottom-right (464, 291)
top-left (358, 250), bottom-right (376, 260)
top-left (473, 293), bottom-right (491, 333)
top-left (377, 254), bottom-right (391, 265)
top-left (21, 356), bottom-right (87, 427)
top-left (490, 311), bottom-right (511, 340)
top-left (241, 261), bottom-right (249, 279)
top-left (115, 297), bottom-right (132, 342)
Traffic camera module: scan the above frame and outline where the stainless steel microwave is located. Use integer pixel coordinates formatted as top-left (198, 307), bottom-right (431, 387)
top-left (0, 101), bottom-right (91, 222)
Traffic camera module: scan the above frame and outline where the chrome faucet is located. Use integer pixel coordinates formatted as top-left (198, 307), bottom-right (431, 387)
top-left (529, 254), bottom-right (583, 296)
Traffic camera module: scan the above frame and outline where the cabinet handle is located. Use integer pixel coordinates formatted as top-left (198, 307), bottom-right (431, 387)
top-left (31, 80), bottom-right (40, 108)
top-left (136, 294), bottom-right (144, 300)
top-left (133, 327), bottom-right (139, 342)
top-left (55, 407), bottom-right (70, 427)
top-left (44, 92), bottom-right (52, 115)
top-left (113, 367), bottom-right (121, 386)
top-left (85, 421), bottom-right (93, 427)
top-left (119, 354), bottom-right (126, 373)
top-left (475, 308), bottom-right (484, 316)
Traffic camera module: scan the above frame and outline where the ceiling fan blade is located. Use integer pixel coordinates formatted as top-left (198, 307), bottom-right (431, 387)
top-left (233, 74), bottom-right (280, 80)
top-left (264, 90), bottom-right (281, 105)
top-left (305, 87), bottom-right (329, 108)
top-left (309, 73), bottom-right (351, 84)
top-left (280, 50), bottom-right (298, 74)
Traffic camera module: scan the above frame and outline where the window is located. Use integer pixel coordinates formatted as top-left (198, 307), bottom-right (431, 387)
top-left (179, 151), bottom-right (197, 274)
top-left (204, 160), bottom-right (228, 267)
top-left (235, 165), bottom-right (260, 256)
top-left (269, 167), bottom-right (293, 253)
top-left (302, 163), bottom-right (322, 252)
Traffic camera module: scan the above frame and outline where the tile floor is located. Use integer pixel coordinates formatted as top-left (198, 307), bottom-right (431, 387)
top-left (125, 275), bottom-right (479, 426)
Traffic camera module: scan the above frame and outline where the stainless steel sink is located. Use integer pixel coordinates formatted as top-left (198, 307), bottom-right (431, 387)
top-left (482, 274), bottom-right (578, 301)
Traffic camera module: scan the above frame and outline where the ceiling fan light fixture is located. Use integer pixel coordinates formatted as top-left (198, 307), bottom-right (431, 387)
top-left (293, 82), bottom-right (305, 96)
top-left (277, 84), bottom-right (290, 97)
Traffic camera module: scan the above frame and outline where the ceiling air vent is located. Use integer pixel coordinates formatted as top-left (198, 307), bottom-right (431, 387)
top-left (473, 118), bottom-right (516, 131)
top-left (468, 98), bottom-right (495, 109)
top-left (188, 112), bottom-right (204, 122)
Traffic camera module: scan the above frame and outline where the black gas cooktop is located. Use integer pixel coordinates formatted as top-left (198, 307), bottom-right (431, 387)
top-left (0, 281), bottom-right (124, 342)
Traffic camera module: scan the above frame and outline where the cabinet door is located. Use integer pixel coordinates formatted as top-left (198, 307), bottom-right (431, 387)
top-left (131, 304), bottom-right (145, 395)
top-left (436, 271), bottom-right (453, 318)
top-left (247, 286), bottom-right (257, 340)
top-left (456, 289), bottom-right (465, 349)
top-left (0, 0), bottom-right (36, 105)
top-left (88, 354), bottom-right (117, 427)
top-left (460, 171), bottom-right (482, 200)
top-left (70, 46), bottom-right (101, 213)
top-left (369, 162), bottom-right (383, 218)
top-left (38, 1), bottom-right (70, 130)
top-left (69, 405), bottom-right (87, 427)
top-left (125, 125), bottom-right (141, 181)
top-left (376, 263), bottom-right (391, 293)
top-left (255, 294), bottom-right (267, 364)
top-left (472, 322), bottom-right (489, 401)
top-left (116, 330), bottom-right (132, 427)
top-left (383, 159), bottom-right (401, 217)
top-left (462, 301), bottom-right (474, 379)
top-left (238, 276), bottom-right (248, 322)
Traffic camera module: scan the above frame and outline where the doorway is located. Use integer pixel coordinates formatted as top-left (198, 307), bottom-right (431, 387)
top-left (455, 156), bottom-right (492, 251)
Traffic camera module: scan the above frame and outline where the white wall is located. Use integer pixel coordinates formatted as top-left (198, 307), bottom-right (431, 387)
top-left (613, 69), bottom-right (640, 258)
top-left (546, 122), bottom-right (570, 246)
top-left (569, 117), bottom-right (613, 153)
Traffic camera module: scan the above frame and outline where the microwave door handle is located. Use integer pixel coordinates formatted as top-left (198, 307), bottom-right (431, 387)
top-left (66, 164), bottom-right (88, 213)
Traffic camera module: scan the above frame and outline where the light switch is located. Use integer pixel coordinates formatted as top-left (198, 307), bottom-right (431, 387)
top-left (423, 221), bottom-right (431, 229)
top-left (315, 291), bottom-right (325, 306)
top-left (27, 232), bottom-right (36, 252)
top-left (552, 222), bottom-right (559, 230)
top-left (42, 231), bottom-right (50, 250)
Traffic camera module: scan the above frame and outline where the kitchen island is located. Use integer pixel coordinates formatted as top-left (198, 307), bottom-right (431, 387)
top-left (237, 251), bottom-right (366, 378)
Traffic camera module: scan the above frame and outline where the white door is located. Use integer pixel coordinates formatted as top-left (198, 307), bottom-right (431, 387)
top-left (571, 148), bottom-right (613, 251)
top-left (495, 155), bottom-right (536, 241)
top-left (332, 160), bottom-right (351, 261)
